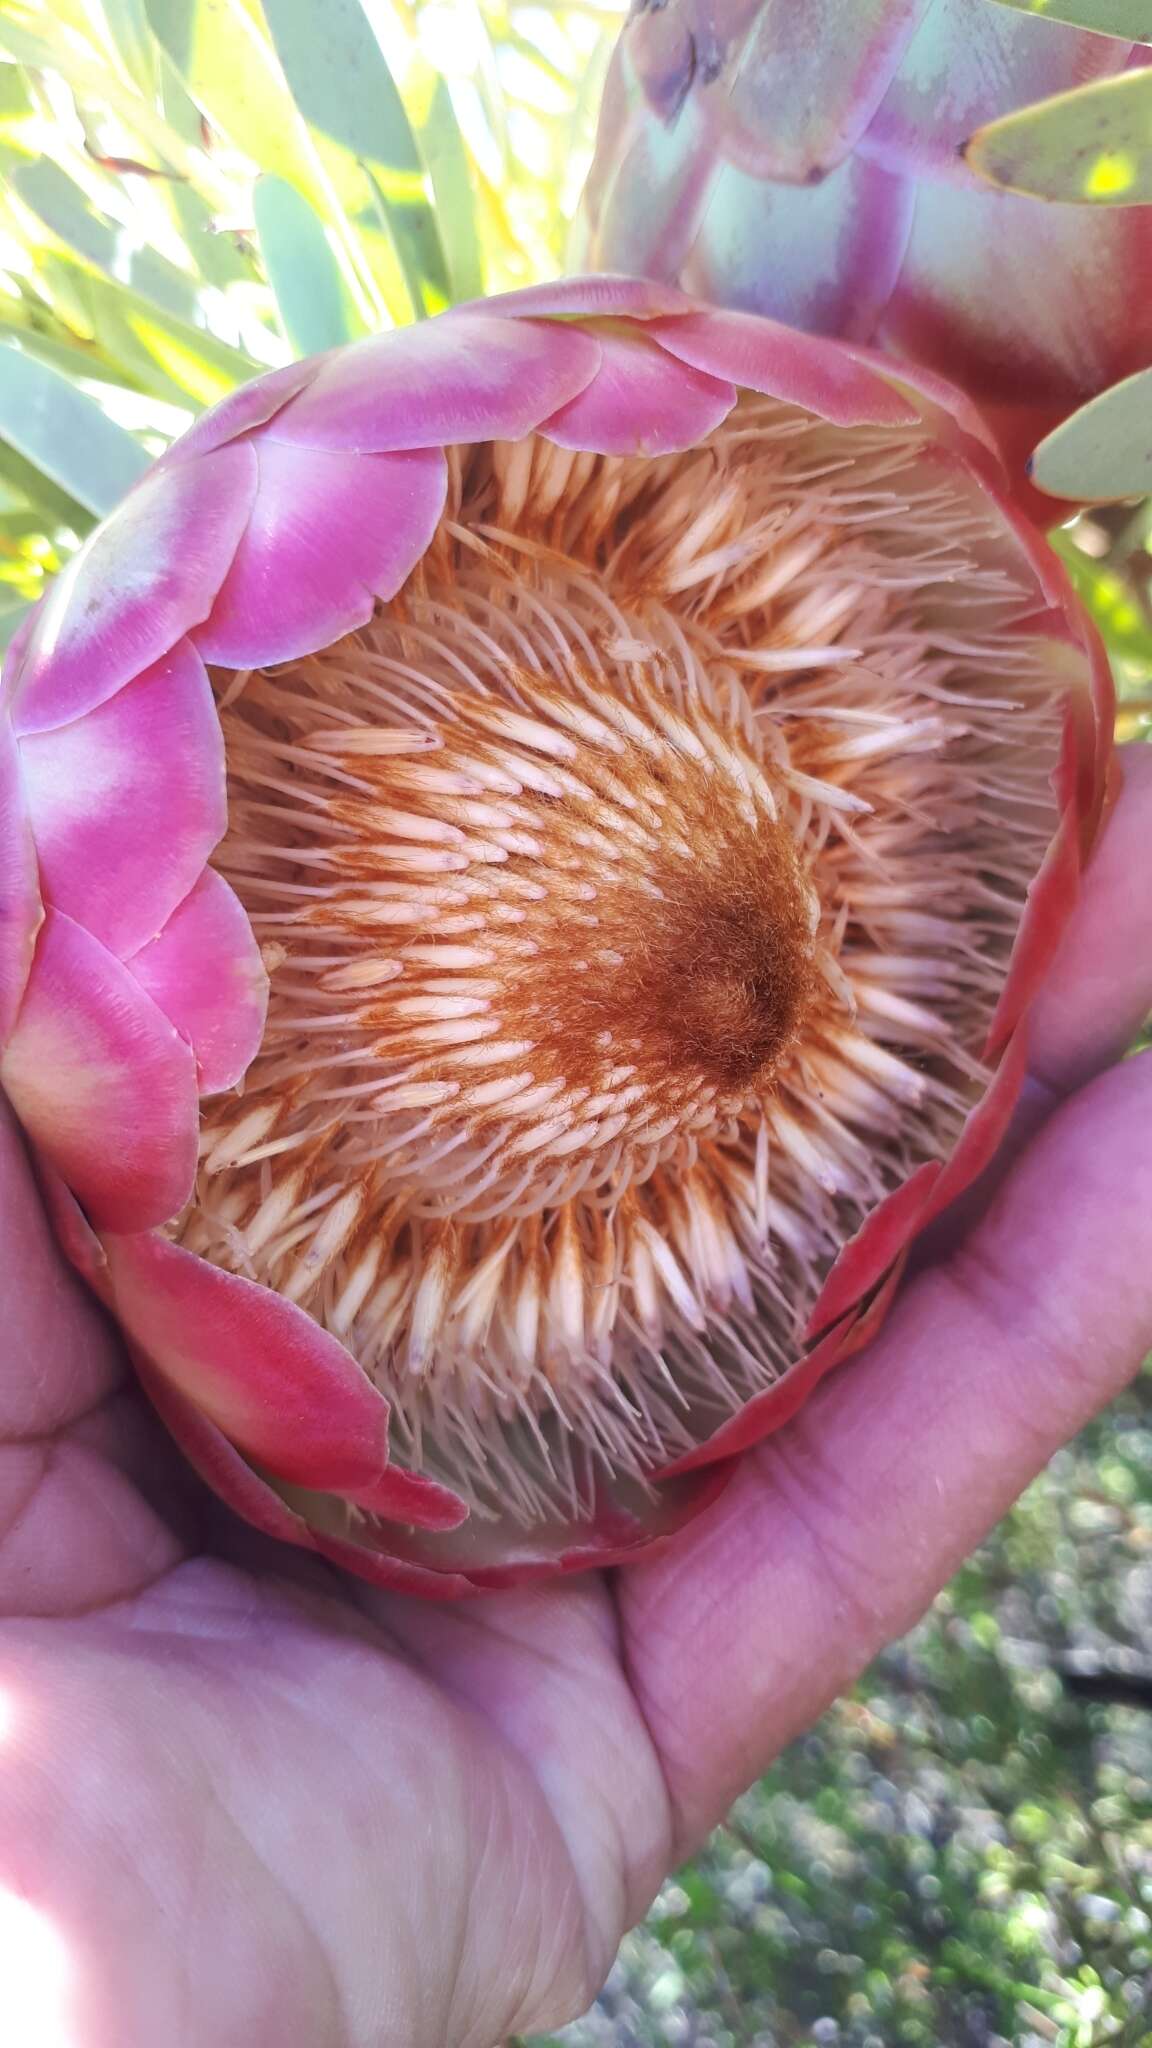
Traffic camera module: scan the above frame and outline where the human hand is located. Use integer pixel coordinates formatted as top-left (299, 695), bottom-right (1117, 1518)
top-left (1, 748), bottom-right (1151, 2048)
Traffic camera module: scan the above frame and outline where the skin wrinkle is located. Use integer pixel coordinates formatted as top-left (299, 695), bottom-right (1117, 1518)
top-left (0, 1440), bottom-right (48, 1546)
top-left (615, 1452), bottom-right (891, 1861)
top-left (380, 1583), bottom-right (671, 1968)
top-left (207, 1615), bottom-right (581, 2045)
top-left (0, 1434), bottom-right (182, 1616)
top-left (0, 1391), bottom-right (118, 1448)
top-left (210, 1779), bottom-right (348, 2048)
top-left (390, 1581), bottom-right (674, 2000)
top-left (0, 1631), bottom-right (337, 2042)
top-left (274, 1676), bottom-right (455, 2037)
top-left (451, 1772), bottom-right (568, 2045)
top-left (166, 1777), bottom-right (343, 2048)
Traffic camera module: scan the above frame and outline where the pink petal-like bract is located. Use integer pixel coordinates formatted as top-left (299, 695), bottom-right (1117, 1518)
top-left (578, 1), bottom-right (1152, 501)
top-left (0, 282), bottom-right (1112, 1592)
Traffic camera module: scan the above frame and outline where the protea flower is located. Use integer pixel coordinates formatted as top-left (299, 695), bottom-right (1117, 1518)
top-left (578, 0), bottom-right (1152, 493)
top-left (0, 278), bottom-right (1111, 1595)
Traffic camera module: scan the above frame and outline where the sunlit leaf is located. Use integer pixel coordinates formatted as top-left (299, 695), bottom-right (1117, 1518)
top-left (261, 0), bottom-right (424, 170)
top-left (0, 597), bottom-right (32, 650)
top-left (143, 0), bottom-right (387, 325)
top-left (143, 0), bottom-right (316, 184)
top-left (1050, 529), bottom-right (1152, 672)
top-left (411, 69), bottom-right (484, 304)
top-left (36, 256), bottom-right (260, 407)
top-left (10, 160), bottom-right (202, 322)
top-left (0, 343), bottom-right (151, 514)
top-left (252, 174), bottom-right (364, 355)
top-left (153, 54), bottom-right (268, 293)
top-left (0, 312), bottom-right (123, 387)
top-left (966, 65), bottom-right (1152, 202)
top-left (260, 0), bottom-right (451, 317)
top-left (984, 0), bottom-right (1152, 39)
top-left (82, 0), bottom-right (160, 92)
top-left (0, 60), bottom-right (34, 121)
top-left (0, 15), bottom-right (205, 179)
top-left (1031, 368), bottom-right (1152, 500)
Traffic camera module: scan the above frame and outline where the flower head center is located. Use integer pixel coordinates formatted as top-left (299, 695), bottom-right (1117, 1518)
top-left (212, 648), bottom-right (818, 1222)
top-left (182, 404), bottom-right (1065, 1526)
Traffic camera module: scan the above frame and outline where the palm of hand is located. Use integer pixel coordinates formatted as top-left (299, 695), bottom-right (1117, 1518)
top-left (2, 753), bottom-right (1151, 2048)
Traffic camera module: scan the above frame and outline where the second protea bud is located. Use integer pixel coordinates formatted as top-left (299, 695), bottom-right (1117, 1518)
top-left (0, 280), bottom-right (1111, 1592)
top-left (579, 0), bottom-right (1152, 498)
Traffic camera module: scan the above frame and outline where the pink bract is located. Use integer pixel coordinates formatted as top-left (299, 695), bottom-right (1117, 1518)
top-left (0, 280), bottom-right (1113, 1594)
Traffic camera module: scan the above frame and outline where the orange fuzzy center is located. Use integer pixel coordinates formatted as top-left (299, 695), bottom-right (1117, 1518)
top-left (179, 396), bottom-right (1066, 1524)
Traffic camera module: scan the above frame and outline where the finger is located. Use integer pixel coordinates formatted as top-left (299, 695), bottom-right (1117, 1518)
top-left (0, 1098), bottom-right (122, 1438)
top-left (621, 1049), bottom-right (1152, 1852)
top-left (1027, 741), bottom-right (1152, 1094)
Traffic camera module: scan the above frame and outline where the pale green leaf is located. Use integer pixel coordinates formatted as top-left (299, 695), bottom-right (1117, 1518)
top-left (0, 346), bottom-right (150, 514)
top-left (154, 54), bottom-right (267, 293)
top-left (984, 0), bottom-right (1152, 41)
top-left (11, 159), bottom-right (201, 322)
top-left (36, 256), bottom-right (260, 407)
top-left (259, 0), bottom-right (423, 171)
top-left (1031, 368), bottom-right (1152, 501)
top-left (966, 65), bottom-right (1152, 202)
top-left (359, 162), bottom-right (448, 318)
top-left (83, 0), bottom-right (160, 91)
top-left (0, 312), bottom-right (140, 390)
top-left (301, 136), bottom-right (423, 323)
top-left (252, 174), bottom-right (364, 355)
top-left (260, 0), bottom-right (452, 317)
top-left (0, 439), bottom-right (94, 532)
top-left (0, 59), bottom-right (34, 121)
top-left (143, 0), bottom-right (387, 326)
top-left (412, 72), bottom-right (484, 304)
top-left (143, 0), bottom-right (316, 185)
top-left (0, 597), bottom-right (32, 651)
top-left (0, 17), bottom-right (203, 179)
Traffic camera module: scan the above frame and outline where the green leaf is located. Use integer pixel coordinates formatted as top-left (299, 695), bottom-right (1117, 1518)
top-left (1031, 368), bottom-right (1152, 500)
top-left (0, 343), bottom-right (152, 514)
top-left (144, 0), bottom-right (317, 187)
top-left (143, 0), bottom-right (386, 326)
top-left (36, 256), bottom-right (260, 408)
top-left (260, 0), bottom-right (452, 315)
top-left (966, 65), bottom-right (1152, 202)
top-left (0, 311), bottom-right (129, 389)
top-left (252, 175), bottom-right (363, 355)
top-left (0, 17), bottom-right (203, 179)
top-left (0, 59), bottom-right (34, 120)
top-left (411, 72), bottom-right (483, 304)
top-left (10, 159), bottom-right (202, 323)
top-left (1050, 529), bottom-right (1152, 675)
top-left (0, 597), bottom-right (32, 651)
top-left (0, 440), bottom-right (93, 535)
top-left (258, 0), bottom-right (423, 170)
top-left (154, 55), bottom-right (268, 294)
top-left (984, 0), bottom-right (1152, 40)
top-left (84, 0), bottom-right (161, 91)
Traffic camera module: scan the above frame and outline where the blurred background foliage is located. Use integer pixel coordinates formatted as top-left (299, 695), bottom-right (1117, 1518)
top-left (2, 3), bottom-right (1151, 2042)
top-left (0, 0), bottom-right (620, 644)
top-left (532, 1369), bottom-right (1152, 2047)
